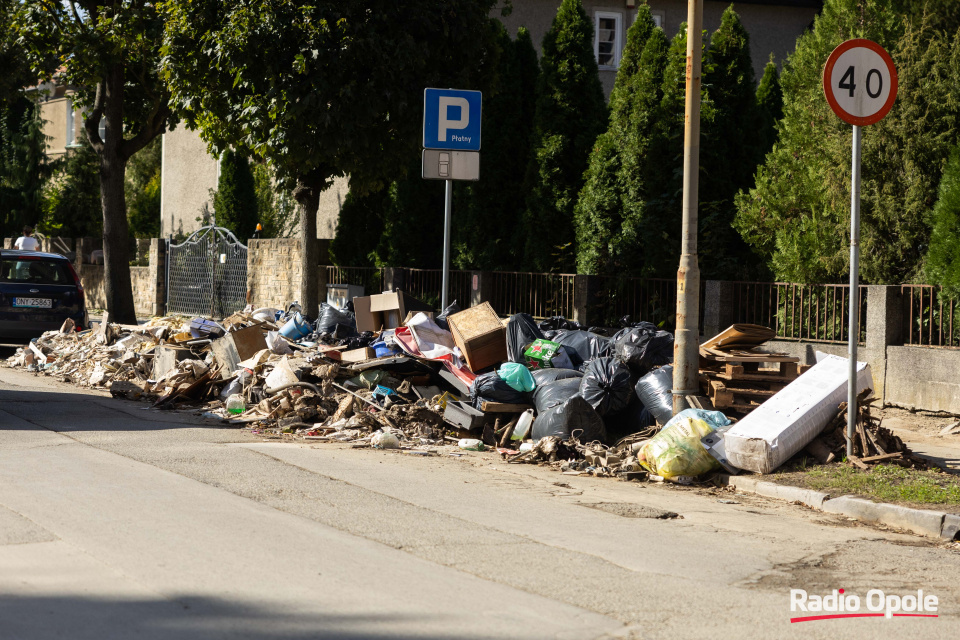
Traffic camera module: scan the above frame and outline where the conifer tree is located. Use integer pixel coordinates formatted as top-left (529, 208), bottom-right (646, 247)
top-left (213, 148), bottom-right (258, 240)
top-left (755, 58), bottom-right (783, 157)
top-left (735, 0), bottom-right (960, 283)
top-left (698, 5), bottom-right (764, 279)
top-left (574, 6), bottom-right (662, 275)
top-left (925, 147), bottom-right (960, 299)
top-left (453, 24), bottom-right (537, 271)
top-left (0, 96), bottom-right (49, 236)
top-left (329, 187), bottom-right (388, 267)
top-left (521, 0), bottom-right (607, 272)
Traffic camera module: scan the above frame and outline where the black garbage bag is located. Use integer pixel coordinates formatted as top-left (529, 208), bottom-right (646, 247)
top-left (507, 313), bottom-right (544, 362)
top-left (470, 371), bottom-right (533, 409)
top-left (533, 378), bottom-right (583, 412)
top-left (613, 323), bottom-right (674, 376)
top-left (579, 357), bottom-right (633, 417)
top-left (531, 368), bottom-right (583, 386)
top-left (538, 316), bottom-right (582, 332)
top-left (531, 396), bottom-right (607, 443)
top-left (551, 330), bottom-right (614, 370)
top-left (317, 303), bottom-right (357, 336)
top-left (337, 331), bottom-right (376, 350)
top-left (635, 365), bottom-right (674, 426)
top-left (603, 394), bottom-right (655, 443)
top-left (435, 300), bottom-right (462, 331)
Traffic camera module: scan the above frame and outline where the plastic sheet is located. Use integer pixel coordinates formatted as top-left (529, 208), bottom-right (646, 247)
top-left (533, 377), bottom-right (582, 412)
top-left (531, 395), bottom-right (606, 443)
top-left (538, 316), bottom-right (582, 332)
top-left (498, 362), bottom-right (536, 392)
top-left (578, 357), bottom-right (633, 417)
top-left (316, 303), bottom-right (357, 336)
top-left (637, 409), bottom-right (730, 478)
top-left (613, 323), bottom-right (674, 375)
top-left (506, 313), bottom-right (544, 362)
top-left (470, 370), bottom-right (533, 408)
top-left (635, 365), bottom-right (674, 426)
top-left (531, 368), bottom-right (583, 386)
top-left (551, 330), bottom-right (613, 370)
top-left (435, 301), bottom-right (462, 332)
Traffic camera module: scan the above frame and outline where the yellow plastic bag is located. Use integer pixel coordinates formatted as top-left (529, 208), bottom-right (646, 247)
top-left (638, 409), bottom-right (727, 478)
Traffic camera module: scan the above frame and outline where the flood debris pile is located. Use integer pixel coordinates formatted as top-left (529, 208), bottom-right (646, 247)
top-left (5, 296), bottom-right (926, 484)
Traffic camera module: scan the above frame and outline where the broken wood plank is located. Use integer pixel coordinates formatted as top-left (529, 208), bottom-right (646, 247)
top-left (480, 401), bottom-right (534, 413)
top-left (861, 452), bottom-right (903, 463)
top-left (848, 455), bottom-right (869, 470)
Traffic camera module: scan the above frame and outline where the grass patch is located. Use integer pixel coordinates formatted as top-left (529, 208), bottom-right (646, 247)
top-left (773, 462), bottom-right (960, 509)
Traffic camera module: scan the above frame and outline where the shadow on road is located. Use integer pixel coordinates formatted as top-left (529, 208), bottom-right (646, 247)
top-left (0, 385), bottom-right (233, 433)
top-left (0, 593), bottom-right (450, 640)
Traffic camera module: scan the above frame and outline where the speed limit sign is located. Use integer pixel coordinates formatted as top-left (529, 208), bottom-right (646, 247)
top-left (823, 39), bottom-right (898, 126)
top-left (823, 39), bottom-right (898, 460)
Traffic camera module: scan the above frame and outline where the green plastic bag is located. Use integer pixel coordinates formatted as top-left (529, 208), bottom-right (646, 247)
top-left (498, 362), bottom-right (536, 392)
top-left (638, 409), bottom-right (729, 478)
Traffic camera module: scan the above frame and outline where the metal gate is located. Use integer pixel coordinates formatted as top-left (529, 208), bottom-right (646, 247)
top-left (166, 226), bottom-right (248, 318)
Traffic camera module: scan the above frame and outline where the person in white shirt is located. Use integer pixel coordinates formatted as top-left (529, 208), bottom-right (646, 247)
top-left (14, 226), bottom-right (39, 251)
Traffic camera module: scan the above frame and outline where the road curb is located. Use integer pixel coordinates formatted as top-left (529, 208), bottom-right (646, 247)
top-left (717, 474), bottom-right (957, 540)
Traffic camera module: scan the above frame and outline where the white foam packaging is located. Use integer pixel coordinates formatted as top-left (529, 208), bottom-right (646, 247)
top-left (722, 352), bottom-right (873, 474)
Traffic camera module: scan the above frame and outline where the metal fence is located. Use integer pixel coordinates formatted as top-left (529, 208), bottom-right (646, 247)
top-left (594, 276), bottom-right (682, 329)
top-left (326, 266), bottom-right (384, 299)
top-left (487, 271), bottom-right (577, 319)
top-left (730, 281), bottom-right (867, 344)
top-left (901, 284), bottom-right (960, 348)
top-left (166, 226), bottom-right (248, 319)
top-left (403, 268), bottom-right (472, 310)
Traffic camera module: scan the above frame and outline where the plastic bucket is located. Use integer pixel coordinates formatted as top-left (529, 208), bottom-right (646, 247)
top-left (279, 312), bottom-right (310, 340)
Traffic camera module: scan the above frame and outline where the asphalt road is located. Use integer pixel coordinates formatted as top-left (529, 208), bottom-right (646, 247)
top-left (1, 359), bottom-right (959, 640)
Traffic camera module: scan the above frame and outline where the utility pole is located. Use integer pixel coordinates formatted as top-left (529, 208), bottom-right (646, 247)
top-left (672, 0), bottom-right (704, 415)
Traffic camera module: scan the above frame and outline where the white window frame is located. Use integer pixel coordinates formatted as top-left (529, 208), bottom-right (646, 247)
top-left (594, 11), bottom-right (623, 70)
top-left (65, 97), bottom-right (76, 148)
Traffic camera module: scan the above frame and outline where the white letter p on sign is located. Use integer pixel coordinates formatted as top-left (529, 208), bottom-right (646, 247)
top-left (438, 97), bottom-right (469, 142)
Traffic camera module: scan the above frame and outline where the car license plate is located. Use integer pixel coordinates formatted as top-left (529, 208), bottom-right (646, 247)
top-left (14, 297), bottom-right (52, 308)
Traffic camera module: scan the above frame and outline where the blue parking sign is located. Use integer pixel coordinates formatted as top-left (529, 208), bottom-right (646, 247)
top-left (423, 88), bottom-right (482, 151)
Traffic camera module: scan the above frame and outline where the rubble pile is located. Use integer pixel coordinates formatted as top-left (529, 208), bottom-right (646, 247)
top-left (6, 291), bottom-right (921, 483)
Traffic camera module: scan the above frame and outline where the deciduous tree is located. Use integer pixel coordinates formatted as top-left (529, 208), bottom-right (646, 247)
top-left (161, 0), bottom-right (500, 313)
top-left (17, 0), bottom-right (175, 322)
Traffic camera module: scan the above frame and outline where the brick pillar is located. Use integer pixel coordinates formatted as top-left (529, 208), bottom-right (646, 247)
top-left (149, 238), bottom-right (168, 316)
top-left (573, 274), bottom-right (601, 326)
top-left (470, 271), bottom-right (494, 307)
top-left (865, 285), bottom-right (902, 403)
top-left (383, 267), bottom-right (405, 292)
top-left (701, 280), bottom-right (736, 339)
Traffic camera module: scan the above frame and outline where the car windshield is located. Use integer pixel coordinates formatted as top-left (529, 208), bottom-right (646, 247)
top-left (0, 258), bottom-right (73, 285)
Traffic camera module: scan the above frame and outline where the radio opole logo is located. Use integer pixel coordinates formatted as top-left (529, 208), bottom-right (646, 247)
top-left (790, 589), bottom-right (939, 623)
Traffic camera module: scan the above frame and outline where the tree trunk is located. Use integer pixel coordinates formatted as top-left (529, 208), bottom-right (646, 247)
top-left (97, 65), bottom-right (137, 324)
top-left (294, 175), bottom-right (322, 315)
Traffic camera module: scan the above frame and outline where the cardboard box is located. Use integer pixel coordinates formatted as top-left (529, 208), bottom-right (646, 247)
top-left (447, 302), bottom-right (507, 372)
top-left (354, 290), bottom-right (433, 333)
top-left (210, 325), bottom-right (268, 379)
top-left (341, 347), bottom-right (376, 363)
top-left (722, 353), bottom-right (874, 474)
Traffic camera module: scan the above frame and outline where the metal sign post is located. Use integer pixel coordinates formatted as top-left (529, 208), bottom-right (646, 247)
top-left (422, 88), bottom-right (482, 309)
top-left (823, 39), bottom-right (897, 458)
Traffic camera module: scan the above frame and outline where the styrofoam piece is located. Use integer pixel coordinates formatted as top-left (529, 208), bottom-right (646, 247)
top-left (722, 353), bottom-right (873, 474)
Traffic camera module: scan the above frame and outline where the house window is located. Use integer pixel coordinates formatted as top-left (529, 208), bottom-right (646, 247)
top-left (99, 117), bottom-right (106, 143)
top-left (595, 12), bottom-right (622, 69)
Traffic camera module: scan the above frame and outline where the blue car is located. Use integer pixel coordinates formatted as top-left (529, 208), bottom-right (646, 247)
top-left (0, 249), bottom-right (88, 341)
